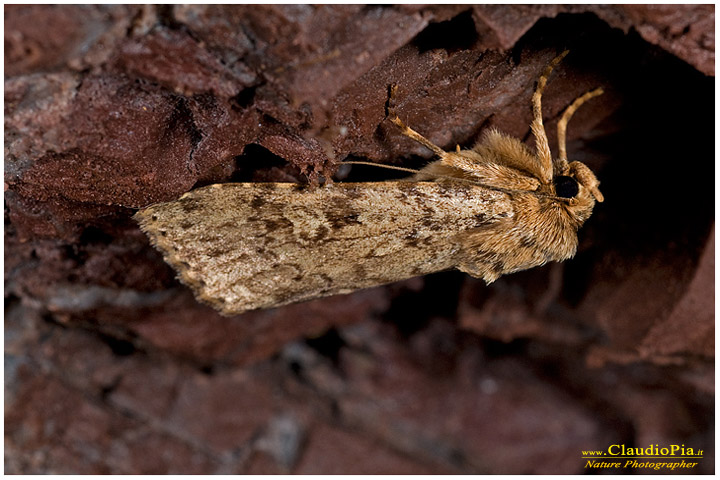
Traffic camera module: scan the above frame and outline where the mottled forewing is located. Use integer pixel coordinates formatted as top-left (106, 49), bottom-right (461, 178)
top-left (134, 182), bottom-right (512, 315)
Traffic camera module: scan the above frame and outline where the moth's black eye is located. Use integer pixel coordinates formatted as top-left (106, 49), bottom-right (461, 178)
top-left (554, 176), bottom-right (579, 199)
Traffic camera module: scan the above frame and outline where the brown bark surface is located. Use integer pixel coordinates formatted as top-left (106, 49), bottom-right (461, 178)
top-left (5, 5), bottom-right (714, 474)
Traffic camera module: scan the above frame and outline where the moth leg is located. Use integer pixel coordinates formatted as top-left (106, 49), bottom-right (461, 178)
top-left (389, 113), bottom-right (448, 159)
top-left (419, 154), bottom-right (541, 191)
top-left (556, 87), bottom-right (604, 173)
top-left (473, 129), bottom-right (546, 181)
top-left (530, 50), bottom-right (568, 184)
top-left (387, 84), bottom-right (448, 159)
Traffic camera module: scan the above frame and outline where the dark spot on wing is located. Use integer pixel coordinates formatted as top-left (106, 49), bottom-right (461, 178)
top-left (319, 273), bottom-right (333, 287)
top-left (421, 217), bottom-right (443, 231)
top-left (315, 225), bottom-right (330, 240)
top-left (341, 187), bottom-right (364, 200)
top-left (264, 219), bottom-right (282, 232)
top-left (329, 213), bottom-right (362, 229)
top-left (300, 225), bottom-right (330, 242)
top-left (250, 195), bottom-right (266, 208)
top-left (474, 213), bottom-right (492, 227)
top-left (179, 198), bottom-right (201, 213)
top-left (404, 233), bottom-right (419, 249)
top-left (202, 244), bottom-right (236, 258)
top-left (264, 217), bottom-right (292, 233)
top-left (353, 263), bottom-right (367, 278)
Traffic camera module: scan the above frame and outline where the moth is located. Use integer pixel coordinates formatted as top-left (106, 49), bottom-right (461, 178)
top-left (135, 51), bottom-right (604, 316)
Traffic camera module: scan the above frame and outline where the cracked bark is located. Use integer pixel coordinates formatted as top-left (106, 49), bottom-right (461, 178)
top-left (5, 4), bottom-right (714, 475)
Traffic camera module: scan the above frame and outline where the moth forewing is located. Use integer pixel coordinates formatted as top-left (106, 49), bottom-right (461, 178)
top-left (134, 181), bottom-right (514, 315)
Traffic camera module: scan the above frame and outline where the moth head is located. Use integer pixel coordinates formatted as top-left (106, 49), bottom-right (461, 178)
top-left (553, 161), bottom-right (603, 224)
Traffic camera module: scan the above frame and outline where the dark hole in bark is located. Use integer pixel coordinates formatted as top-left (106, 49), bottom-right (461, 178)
top-left (413, 10), bottom-right (478, 53)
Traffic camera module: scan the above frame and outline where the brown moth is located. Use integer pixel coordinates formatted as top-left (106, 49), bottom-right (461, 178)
top-left (135, 50), bottom-right (604, 316)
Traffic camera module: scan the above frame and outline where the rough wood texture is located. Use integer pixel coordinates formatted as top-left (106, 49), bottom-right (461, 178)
top-left (4, 5), bottom-right (714, 474)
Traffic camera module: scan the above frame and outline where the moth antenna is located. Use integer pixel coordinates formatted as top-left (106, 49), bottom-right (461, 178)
top-left (531, 50), bottom-right (569, 184)
top-left (556, 87), bottom-right (604, 173)
top-left (342, 161), bottom-right (422, 175)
